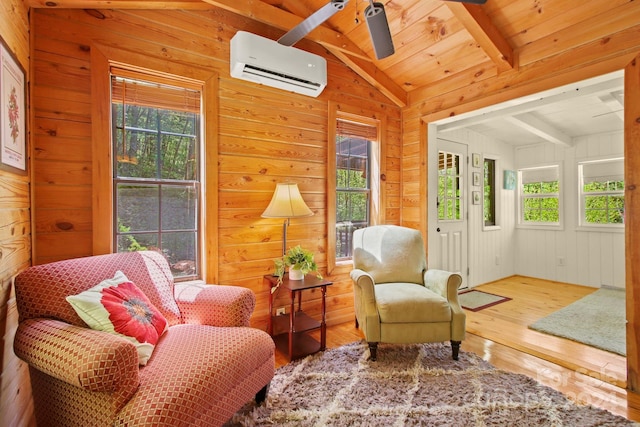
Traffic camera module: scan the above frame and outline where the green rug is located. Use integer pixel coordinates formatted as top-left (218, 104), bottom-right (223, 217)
top-left (529, 288), bottom-right (626, 356)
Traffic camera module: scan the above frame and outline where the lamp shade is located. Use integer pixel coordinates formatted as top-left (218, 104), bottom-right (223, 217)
top-left (261, 183), bottom-right (314, 218)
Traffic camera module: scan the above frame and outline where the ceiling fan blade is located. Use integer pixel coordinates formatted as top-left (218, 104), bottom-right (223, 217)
top-left (443, 0), bottom-right (488, 4)
top-left (278, 0), bottom-right (348, 47)
top-left (365, 1), bottom-right (395, 60)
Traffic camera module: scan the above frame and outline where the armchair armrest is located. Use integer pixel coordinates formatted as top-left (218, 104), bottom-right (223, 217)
top-left (13, 318), bottom-right (139, 394)
top-left (350, 269), bottom-right (382, 341)
top-left (424, 269), bottom-right (466, 341)
top-left (424, 269), bottom-right (462, 303)
top-left (174, 282), bottom-right (255, 327)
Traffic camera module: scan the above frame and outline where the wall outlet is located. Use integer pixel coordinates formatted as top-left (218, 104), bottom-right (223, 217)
top-left (495, 255), bottom-right (500, 265)
top-left (557, 257), bottom-right (566, 266)
top-left (276, 307), bottom-right (286, 316)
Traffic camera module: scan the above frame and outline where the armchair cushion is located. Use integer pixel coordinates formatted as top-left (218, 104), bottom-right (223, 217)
top-left (66, 271), bottom-right (168, 365)
top-left (352, 225), bottom-right (427, 284)
top-left (375, 283), bottom-right (452, 323)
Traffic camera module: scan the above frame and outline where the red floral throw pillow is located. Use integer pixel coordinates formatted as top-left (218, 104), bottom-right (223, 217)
top-left (66, 271), bottom-right (169, 365)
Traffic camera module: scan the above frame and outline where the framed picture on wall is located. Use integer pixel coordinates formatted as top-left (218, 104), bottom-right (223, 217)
top-left (0, 37), bottom-right (27, 175)
top-left (472, 153), bottom-right (481, 168)
top-left (504, 170), bottom-right (516, 190)
top-left (472, 171), bottom-right (481, 187)
top-left (472, 191), bottom-right (481, 205)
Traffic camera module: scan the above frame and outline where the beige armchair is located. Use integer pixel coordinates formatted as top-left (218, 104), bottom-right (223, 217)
top-left (350, 225), bottom-right (465, 361)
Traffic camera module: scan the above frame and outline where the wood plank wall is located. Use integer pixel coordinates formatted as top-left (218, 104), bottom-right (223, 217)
top-left (0, 1), bottom-right (33, 426)
top-left (30, 8), bottom-right (400, 336)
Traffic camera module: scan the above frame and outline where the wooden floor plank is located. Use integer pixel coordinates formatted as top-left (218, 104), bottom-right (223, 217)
top-left (274, 275), bottom-right (640, 422)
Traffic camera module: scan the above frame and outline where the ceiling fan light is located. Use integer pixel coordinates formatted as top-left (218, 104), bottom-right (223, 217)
top-left (364, 2), bottom-right (395, 60)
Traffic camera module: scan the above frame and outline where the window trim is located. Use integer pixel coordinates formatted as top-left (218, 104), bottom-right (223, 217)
top-left (516, 163), bottom-right (563, 230)
top-left (91, 47), bottom-right (219, 282)
top-left (327, 102), bottom-right (385, 274)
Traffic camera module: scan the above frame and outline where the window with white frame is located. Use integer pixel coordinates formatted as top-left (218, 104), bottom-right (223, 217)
top-left (518, 165), bottom-right (561, 226)
top-left (437, 150), bottom-right (462, 221)
top-left (579, 158), bottom-right (624, 226)
top-left (112, 73), bottom-right (202, 280)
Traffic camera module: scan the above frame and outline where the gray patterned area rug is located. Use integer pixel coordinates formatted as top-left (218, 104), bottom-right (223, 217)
top-left (226, 341), bottom-right (635, 426)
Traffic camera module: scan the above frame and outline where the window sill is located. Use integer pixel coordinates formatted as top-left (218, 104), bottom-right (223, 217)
top-left (576, 225), bottom-right (624, 233)
top-left (516, 224), bottom-right (564, 231)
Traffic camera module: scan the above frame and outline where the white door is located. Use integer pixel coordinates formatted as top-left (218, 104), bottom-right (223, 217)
top-left (429, 138), bottom-right (468, 287)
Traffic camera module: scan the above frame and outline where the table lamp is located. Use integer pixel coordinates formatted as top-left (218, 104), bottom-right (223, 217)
top-left (262, 183), bottom-right (314, 255)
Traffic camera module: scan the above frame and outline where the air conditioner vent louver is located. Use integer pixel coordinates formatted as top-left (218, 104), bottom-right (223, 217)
top-left (243, 64), bottom-right (323, 90)
top-left (230, 31), bottom-right (327, 97)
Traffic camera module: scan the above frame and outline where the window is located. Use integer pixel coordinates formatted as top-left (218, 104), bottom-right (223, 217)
top-left (112, 74), bottom-right (202, 279)
top-left (579, 158), bottom-right (624, 226)
top-left (438, 151), bottom-right (462, 221)
top-left (335, 118), bottom-right (375, 260)
top-left (483, 158), bottom-right (496, 227)
top-left (518, 165), bottom-right (561, 226)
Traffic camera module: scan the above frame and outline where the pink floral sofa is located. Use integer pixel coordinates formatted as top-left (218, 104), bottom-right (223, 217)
top-left (13, 251), bottom-right (274, 426)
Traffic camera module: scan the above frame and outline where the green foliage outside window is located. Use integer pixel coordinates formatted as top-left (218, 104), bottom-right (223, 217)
top-left (437, 151), bottom-right (461, 221)
top-left (522, 181), bottom-right (559, 223)
top-left (336, 136), bottom-right (370, 258)
top-left (583, 180), bottom-right (625, 224)
top-left (113, 78), bottom-right (200, 279)
top-left (484, 159), bottom-right (495, 226)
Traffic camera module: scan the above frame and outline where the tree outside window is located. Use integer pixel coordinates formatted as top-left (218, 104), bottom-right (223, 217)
top-left (519, 165), bottom-right (561, 225)
top-left (437, 151), bottom-right (462, 221)
top-left (484, 158), bottom-right (496, 227)
top-left (336, 135), bottom-right (370, 259)
top-left (579, 158), bottom-right (624, 226)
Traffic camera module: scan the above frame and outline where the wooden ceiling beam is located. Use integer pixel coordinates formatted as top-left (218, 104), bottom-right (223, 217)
top-left (329, 49), bottom-right (407, 107)
top-left (27, 0), bottom-right (407, 106)
top-left (506, 113), bottom-right (572, 146)
top-left (445, 2), bottom-right (514, 73)
top-left (202, 0), bottom-right (407, 106)
top-left (26, 0), bottom-right (212, 9)
top-left (201, 0), bottom-right (366, 60)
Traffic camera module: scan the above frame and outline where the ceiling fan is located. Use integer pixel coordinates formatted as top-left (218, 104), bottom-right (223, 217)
top-left (278, 0), bottom-right (486, 60)
top-left (277, 0), bottom-right (394, 59)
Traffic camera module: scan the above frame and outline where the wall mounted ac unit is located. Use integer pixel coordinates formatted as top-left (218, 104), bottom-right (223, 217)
top-left (230, 31), bottom-right (327, 98)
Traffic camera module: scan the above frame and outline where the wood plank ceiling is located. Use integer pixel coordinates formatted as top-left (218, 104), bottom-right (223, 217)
top-left (26, 0), bottom-right (640, 143)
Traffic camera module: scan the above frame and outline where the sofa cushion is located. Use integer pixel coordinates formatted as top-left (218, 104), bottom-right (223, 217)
top-left (116, 324), bottom-right (275, 425)
top-left (374, 282), bottom-right (452, 323)
top-left (66, 271), bottom-right (168, 365)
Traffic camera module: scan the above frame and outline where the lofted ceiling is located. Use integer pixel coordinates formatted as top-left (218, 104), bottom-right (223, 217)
top-left (26, 0), bottom-right (637, 144)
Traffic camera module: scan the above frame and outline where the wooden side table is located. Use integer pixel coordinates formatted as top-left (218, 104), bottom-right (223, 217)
top-left (264, 274), bottom-right (333, 360)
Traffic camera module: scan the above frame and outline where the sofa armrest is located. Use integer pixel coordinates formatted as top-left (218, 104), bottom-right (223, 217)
top-left (13, 318), bottom-right (139, 394)
top-left (174, 282), bottom-right (255, 327)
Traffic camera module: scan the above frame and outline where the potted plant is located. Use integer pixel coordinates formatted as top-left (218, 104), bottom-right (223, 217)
top-left (273, 245), bottom-right (322, 287)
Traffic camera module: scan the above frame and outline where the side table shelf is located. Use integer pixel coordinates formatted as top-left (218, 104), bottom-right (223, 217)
top-left (264, 274), bottom-right (333, 361)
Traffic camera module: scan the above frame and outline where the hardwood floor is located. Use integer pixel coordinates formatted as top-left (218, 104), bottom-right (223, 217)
top-left (274, 275), bottom-right (640, 422)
